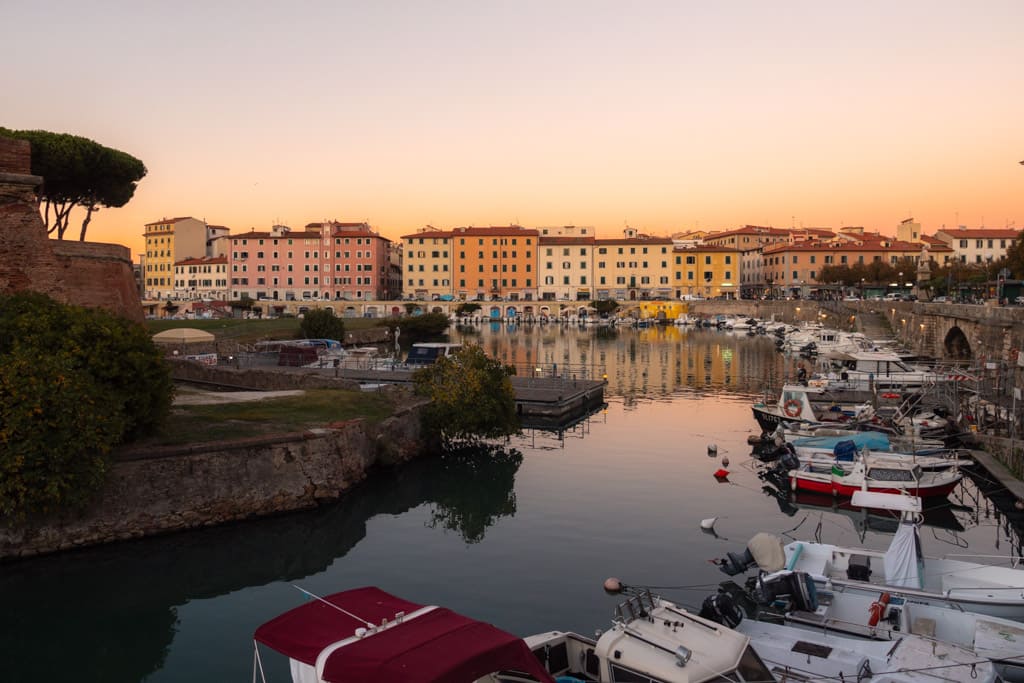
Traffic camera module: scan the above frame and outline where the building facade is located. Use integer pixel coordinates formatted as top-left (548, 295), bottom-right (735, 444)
top-left (173, 256), bottom-right (229, 300)
top-left (932, 227), bottom-right (1021, 265)
top-left (593, 228), bottom-right (674, 300)
top-left (672, 245), bottom-right (741, 299)
top-left (401, 227), bottom-right (454, 300)
top-left (451, 226), bottom-right (539, 300)
top-left (538, 226), bottom-right (595, 300)
top-left (142, 217), bottom-right (214, 299)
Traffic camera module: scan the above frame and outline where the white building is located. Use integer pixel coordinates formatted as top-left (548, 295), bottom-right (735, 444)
top-left (932, 227), bottom-right (1021, 265)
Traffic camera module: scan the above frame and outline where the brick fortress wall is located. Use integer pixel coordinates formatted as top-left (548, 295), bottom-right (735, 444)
top-left (0, 135), bottom-right (142, 322)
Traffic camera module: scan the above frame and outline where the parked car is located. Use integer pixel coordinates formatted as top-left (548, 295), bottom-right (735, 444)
top-left (932, 296), bottom-right (949, 303)
top-left (1015, 296), bottom-right (1024, 305)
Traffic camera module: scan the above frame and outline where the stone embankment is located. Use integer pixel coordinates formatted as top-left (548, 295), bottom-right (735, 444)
top-left (0, 402), bottom-right (429, 560)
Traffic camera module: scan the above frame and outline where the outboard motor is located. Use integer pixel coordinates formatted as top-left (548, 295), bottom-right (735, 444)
top-left (716, 547), bottom-right (757, 576)
top-left (773, 444), bottom-right (800, 474)
top-left (699, 592), bottom-right (744, 628)
top-left (756, 571), bottom-right (818, 613)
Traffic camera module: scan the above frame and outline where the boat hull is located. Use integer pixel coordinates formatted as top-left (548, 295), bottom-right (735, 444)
top-left (789, 471), bottom-right (958, 498)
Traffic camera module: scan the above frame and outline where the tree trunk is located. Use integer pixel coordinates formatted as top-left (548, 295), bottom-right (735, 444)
top-left (80, 204), bottom-right (96, 241)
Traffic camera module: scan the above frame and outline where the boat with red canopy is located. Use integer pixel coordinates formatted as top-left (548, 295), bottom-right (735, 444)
top-left (253, 586), bottom-right (556, 683)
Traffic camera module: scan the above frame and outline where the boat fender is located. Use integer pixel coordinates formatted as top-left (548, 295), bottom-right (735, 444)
top-left (867, 592), bottom-right (891, 627)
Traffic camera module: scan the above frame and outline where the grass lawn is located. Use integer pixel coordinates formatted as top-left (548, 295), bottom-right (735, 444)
top-left (137, 389), bottom-right (397, 445)
top-left (146, 317), bottom-right (382, 345)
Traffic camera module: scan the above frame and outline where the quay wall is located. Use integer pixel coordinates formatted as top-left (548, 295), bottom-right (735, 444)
top-left (0, 404), bottom-right (429, 560)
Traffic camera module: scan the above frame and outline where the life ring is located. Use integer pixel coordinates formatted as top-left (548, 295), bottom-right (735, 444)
top-left (867, 592), bottom-right (891, 627)
top-left (783, 399), bottom-right (802, 418)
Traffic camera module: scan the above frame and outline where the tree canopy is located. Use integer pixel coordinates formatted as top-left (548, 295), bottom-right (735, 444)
top-left (0, 127), bottom-right (146, 240)
top-left (412, 344), bottom-right (519, 447)
top-left (299, 308), bottom-right (345, 340)
top-left (0, 292), bottom-right (173, 516)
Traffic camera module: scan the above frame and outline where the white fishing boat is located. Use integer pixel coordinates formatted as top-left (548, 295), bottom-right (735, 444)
top-left (785, 454), bottom-right (963, 498)
top-left (717, 493), bottom-right (1024, 620)
top-left (722, 566), bottom-right (1024, 682)
top-left (752, 384), bottom-right (875, 432)
top-left (815, 350), bottom-right (958, 391)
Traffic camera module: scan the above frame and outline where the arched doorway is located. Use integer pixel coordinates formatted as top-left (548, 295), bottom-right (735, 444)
top-left (943, 326), bottom-right (972, 360)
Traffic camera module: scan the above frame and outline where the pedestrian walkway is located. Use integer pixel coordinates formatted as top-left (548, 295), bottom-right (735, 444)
top-left (854, 307), bottom-right (895, 341)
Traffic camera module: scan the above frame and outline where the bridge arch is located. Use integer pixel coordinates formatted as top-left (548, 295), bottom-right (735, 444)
top-left (943, 325), bottom-right (972, 360)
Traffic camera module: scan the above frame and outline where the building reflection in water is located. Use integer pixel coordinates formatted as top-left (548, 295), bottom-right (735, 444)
top-left (453, 323), bottom-right (798, 398)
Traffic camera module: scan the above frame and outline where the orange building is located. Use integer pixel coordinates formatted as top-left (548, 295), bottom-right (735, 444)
top-left (452, 226), bottom-right (539, 300)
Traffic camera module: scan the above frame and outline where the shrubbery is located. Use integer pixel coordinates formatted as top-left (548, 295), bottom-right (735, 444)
top-left (412, 344), bottom-right (519, 447)
top-left (377, 312), bottom-right (450, 343)
top-left (299, 308), bottom-right (345, 340)
top-left (0, 292), bottom-right (173, 516)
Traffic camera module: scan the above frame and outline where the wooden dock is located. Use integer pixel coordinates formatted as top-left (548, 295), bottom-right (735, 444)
top-left (333, 368), bottom-right (606, 426)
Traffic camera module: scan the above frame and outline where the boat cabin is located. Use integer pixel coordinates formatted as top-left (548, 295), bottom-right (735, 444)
top-left (406, 342), bottom-right (462, 366)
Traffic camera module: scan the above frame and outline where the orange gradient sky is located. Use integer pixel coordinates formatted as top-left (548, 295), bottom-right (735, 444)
top-left (5, 1), bottom-right (1023, 258)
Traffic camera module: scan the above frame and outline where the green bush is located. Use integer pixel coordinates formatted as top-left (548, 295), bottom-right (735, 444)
top-left (0, 292), bottom-right (173, 515)
top-left (378, 312), bottom-right (450, 342)
top-left (299, 308), bottom-right (345, 340)
top-left (412, 344), bottom-right (519, 447)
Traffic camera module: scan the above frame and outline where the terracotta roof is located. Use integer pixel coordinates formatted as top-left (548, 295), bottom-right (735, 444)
top-left (933, 228), bottom-right (1022, 239)
top-left (674, 245), bottom-right (740, 253)
top-left (763, 237), bottom-right (951, 254)
top-left (144, 216), bottom-right (196, 226)
top-left (539, 236), bottom-right (596, 245)
top-left (594, 234), bottom-right (673, 245)
top-left (451, 226), bottom-right (540, 236)
top-left (174, 256), bottom-right (228, 266)
top-left (400, 230), bottom-right (453, 240)
top-left (230, 231), bottom-right (322, 240)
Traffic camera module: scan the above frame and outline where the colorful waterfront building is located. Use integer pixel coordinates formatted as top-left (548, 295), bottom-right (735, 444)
top-left (173, 256), bottom-right (229, 300)
top-left (451, 225), bottom-right (539, 301)
top-left (593, 228), bottom-right (674, 301)
top-left (932, 226), bottom-right (1021, 265)
top-left (400, 226), bottom-right (454, 300)
top-left (672, 244), bottom-right (742, 299)
top-left (228, 221), bottom-right (390, 303)
top-left (537, 226), bottom-right (595, 301)
top-left (143, 216), bottom-right (219, 300)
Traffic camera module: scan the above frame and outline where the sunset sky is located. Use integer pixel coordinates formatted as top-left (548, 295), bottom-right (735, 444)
top-left (5, 1), bottom-right (1023, 258)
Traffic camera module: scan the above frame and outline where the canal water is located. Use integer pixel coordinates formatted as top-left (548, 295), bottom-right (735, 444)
top-left (2, 326), bottom-right (1020, 682)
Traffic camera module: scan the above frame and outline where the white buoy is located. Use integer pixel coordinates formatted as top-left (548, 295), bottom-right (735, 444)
top-left (700, 517), bottom-right (717, 531)
top-left (721, 455), bottom-right (730, 467)
top-left (707, 444), bottom-right (718, 457)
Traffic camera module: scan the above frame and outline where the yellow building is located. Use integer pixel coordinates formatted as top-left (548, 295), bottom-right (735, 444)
top-left (672, 245), bottom-right (741, 299)
top-left (593, 228), bottom-right (674, 300)
top-left (400, 227), bottom-right (454, 300)
top-left (143, 216), bottom-right (211, 300)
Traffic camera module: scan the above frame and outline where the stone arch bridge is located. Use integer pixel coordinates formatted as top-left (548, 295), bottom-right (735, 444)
top-left (843, 301), bottom-right (1024, 364)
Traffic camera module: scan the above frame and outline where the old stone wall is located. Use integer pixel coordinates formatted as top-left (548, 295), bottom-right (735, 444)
top-left (0, 404), bottom-right (428, 559)
top-left (0, 135), bottom-right (142, 322)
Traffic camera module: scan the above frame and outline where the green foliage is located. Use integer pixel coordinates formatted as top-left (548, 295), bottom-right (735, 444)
top-left (1004, 231), bottom-right (1024, 279)
top-left (0, 127), bottom-right (146, 240)
top-left (378, 312), bottom-right (450, 342)
top-left (0, 292), bottom-right (173, 515)
top-left (455, 302), bottom-right (481, 316)
top-left (299, 308), bottom-right (345, 340)
top-left (412, 344), bottom-right (519, 447)
top-left (592, 299), bottom-right (619, 315)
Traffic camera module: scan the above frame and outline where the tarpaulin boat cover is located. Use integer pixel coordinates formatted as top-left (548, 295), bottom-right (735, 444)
top-left (792, 432), bottom-right (890, 452)
top-left (254, 586), bottom-right (556, 683)
top-left (883, 521), bottom-right (924, 589)
top-left (748, 532), bottom-right (786, 572)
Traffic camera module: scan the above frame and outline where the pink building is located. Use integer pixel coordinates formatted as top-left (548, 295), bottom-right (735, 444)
top-left (228, 222), bottom-right (391, 302)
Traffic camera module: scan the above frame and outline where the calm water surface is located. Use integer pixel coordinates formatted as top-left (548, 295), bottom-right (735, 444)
top-left (1, 326), bottom-right (1019, 682)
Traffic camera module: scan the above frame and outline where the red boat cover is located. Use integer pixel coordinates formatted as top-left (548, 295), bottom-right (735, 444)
top-left (254, 587), bottom-right (556, 683)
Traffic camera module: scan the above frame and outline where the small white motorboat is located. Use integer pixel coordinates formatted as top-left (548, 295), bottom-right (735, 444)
top-left (717, 493), bottom-right (1024, 620)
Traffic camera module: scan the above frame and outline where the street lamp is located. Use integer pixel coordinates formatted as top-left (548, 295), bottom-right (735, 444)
top-left (898, 272), bottom-right (903, 296)
top-left (860, 278), bottom-right (865, 299)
